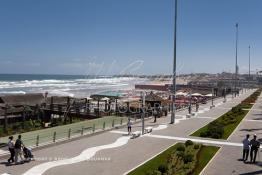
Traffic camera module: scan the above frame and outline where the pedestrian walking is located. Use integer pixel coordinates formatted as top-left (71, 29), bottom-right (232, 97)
top-left (196, 102), bottom-right (199, 112)
top-left (14, 135), bottom-right (24, 164)
top-left (153, 109), bottom-right (157, 123)
top-left (250, 134), bottom-right (260, 163)
top-left (7, 136), bottom-right (15, 164)
top-left (242, 134), bottom-right (250, 162)
top-left (188, 105), bottom-right (192, 114)
top-left (127, 119), bottom-right (132, 134)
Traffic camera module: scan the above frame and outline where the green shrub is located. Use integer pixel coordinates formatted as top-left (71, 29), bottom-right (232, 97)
top-left (176, 151), bottom-right (185, 158)
top-left (176, 145), bottom-right (185, 152)
top-left (184, 153), bottom-right (194, 163)
top-left (232, 106), bottom-right (242, 113)
top-left (24, 121), bottom-right (34, 130)
top-left (158, 164), bottom-right (168, 174)
top-left (151, 170), bottom-right (161, 175)
top-left (208, 122), bottom-right (224, 139)
top-left (194, 144), bottom-right (200, 149)
top-left (144, 170), bottom-right (161, 175)
top-left (200, 131), bottom-right (207, 137)
top-left (34, 120), bottom-right (42, 128)
top-left (185, 140), bottom-right (194, 147)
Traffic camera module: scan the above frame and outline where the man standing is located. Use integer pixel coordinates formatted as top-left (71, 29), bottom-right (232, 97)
top-left (250, 134), bottom-right (260, 163)
top-left (14, 135), bottom-right (24, 164)
top-left (242, 134), bottom-right (250, 162)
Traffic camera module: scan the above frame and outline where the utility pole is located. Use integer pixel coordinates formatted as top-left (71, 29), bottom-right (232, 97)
top-left (171, 0), bottom-right (178, 124)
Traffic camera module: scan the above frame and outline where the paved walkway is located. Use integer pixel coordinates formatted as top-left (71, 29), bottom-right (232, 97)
top-left (202, 91), bottom-right (262, 175)
top-left (0, 90), bottom-right (257, 175)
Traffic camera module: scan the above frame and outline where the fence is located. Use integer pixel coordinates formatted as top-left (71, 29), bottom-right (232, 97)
top-left (1, 116), bottom-right (128, 149)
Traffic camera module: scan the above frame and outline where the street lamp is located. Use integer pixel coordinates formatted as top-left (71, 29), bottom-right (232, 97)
top-left (141, 91), bottom-right (145, 135)
top-left (223, 87), bottom-right (227, 103)
top-left (188, 91), bottom-right (192, 114)
top-left (248, 45), bottom-right (251, 89)
top-left (234, 23), bottom-right (239, 97)
top-left (171, 0), bottom-right (178, 124)
top-left (211, 88), bottom-right (215, 108)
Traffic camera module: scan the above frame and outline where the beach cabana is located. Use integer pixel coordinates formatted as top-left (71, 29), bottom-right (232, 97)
top-left (0, 93), bottom-right (45, 107)
top-left (145, 92), bottom-right (164, 108)
top-left (90, 91), bottom-right (122, 116)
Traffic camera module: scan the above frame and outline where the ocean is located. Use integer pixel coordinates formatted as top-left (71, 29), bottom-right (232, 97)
top-left (0, 74), bottom-right (148, 97)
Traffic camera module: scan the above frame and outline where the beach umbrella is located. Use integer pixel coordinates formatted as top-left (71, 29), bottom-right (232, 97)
top-left (191, 93), bottom-right (203, 96)
top-left (205, 94), bottom-right (213, 97)
top-left (101, 97), bottom-right (110, 101)
top-left (176, 92), bottom-right (187, 96)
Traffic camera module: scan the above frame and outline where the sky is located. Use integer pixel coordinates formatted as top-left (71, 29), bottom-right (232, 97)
top-left (0, 0), bottom-right (261, 75)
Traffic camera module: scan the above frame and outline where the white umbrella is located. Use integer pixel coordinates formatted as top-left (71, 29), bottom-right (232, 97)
top-left (205, 94), bottom-right (213, 97)
top-left (176, 92), bottom-right (187, 96)
top-left (86, 97), bottom-right (93, 100)
top-left (191, 93), bottom-right (203, 96)
top-left (101, 97), bottom-right (110, 101)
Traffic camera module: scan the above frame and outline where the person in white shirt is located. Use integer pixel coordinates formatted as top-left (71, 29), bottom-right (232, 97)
top-left (7, 136), bottom-right (15, 164)
top-left (127, 119), bottom-right (132, 134)
top-left (242, 134), bottom-right (250, 162)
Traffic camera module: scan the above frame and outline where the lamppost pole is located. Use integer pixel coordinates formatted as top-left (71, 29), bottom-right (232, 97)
top-left (171, 0), bottom-right (178, 124)
top-left (234, 23), bottom-right (239, 97)
top-left (248, 45), bottom-right (251, 88)
top-left (141, 91), bottom-right (145, 135)
top-left (211, 88), bottom-right (214, 107)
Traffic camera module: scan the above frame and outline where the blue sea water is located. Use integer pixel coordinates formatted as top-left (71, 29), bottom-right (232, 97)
top-left (0, 74), bottom-right (148, 97)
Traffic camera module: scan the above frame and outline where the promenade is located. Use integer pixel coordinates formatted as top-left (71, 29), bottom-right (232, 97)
top-left (201, 92), bottom-right (262, 175)
top-left (0, 90), bottom-right (260, 175)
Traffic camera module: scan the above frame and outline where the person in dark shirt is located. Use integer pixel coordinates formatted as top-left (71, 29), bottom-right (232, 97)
top-left (250, 134), bottom-right (260, 163)
top-left (14, 135), bottom-right (24, 164)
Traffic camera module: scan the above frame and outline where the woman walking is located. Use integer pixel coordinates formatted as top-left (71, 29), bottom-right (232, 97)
top-left (7, 136), bottom-right (15, 164)
top-left (127, 119), bottom-right (132, 134)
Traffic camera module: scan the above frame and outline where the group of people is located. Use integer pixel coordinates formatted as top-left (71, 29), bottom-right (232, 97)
top-left (7, 135), bottom-right (33, 165)
top-left (242, 134), bottom-right (261, 163)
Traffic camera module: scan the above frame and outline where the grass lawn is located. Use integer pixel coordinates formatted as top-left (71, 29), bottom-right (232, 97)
top-left (193, 146), bottom-right (220, 175)
top-left (128, 143), bottom-right (219, 175)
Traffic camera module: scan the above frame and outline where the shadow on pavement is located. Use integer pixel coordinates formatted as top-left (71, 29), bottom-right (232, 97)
top-left (240, 128), bottom-right (262, 132)
top-left (252, 117), bottom-right (262, 120)
top-left (251, 113), bottom-right (262, 116)
top-left (239, 170), bottom-right (262, 175)
top-left (131, 123), bottom-right (161, 129)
